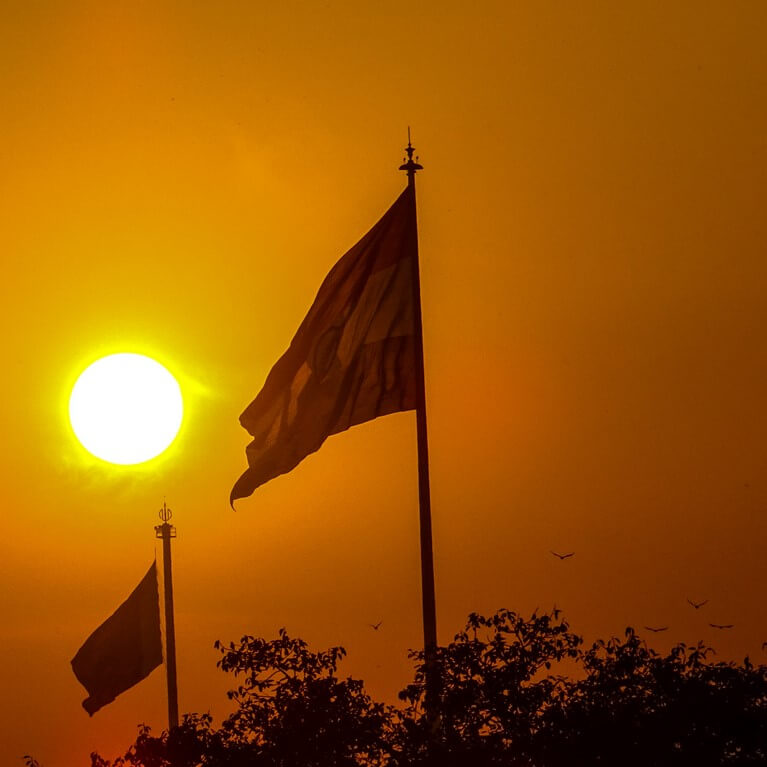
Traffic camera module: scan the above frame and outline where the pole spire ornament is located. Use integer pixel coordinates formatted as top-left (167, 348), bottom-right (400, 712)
top-left (399, 126), bottom-right (423, 184)
top-left (155, 501), bottom-right (179, 729)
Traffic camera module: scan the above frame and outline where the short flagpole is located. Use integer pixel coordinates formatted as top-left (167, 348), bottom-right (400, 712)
top-left (155, 502), bottom-right (179, 730)
top-left (399, 132), bottom-right (440, 727)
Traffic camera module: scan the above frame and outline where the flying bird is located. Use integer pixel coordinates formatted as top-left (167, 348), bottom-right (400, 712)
top-left (709, 623), bottom-right (734, 629)
top-left (550, 551), bottom-right (574, 560)
top-left (761, 642), bottom-right (767, 651)
top-left (369, 621), bottom-right (383, 631)
top-left (644, 626), bottom-right (669, 632)
top-left (687, 598), bottom-right (708, 609)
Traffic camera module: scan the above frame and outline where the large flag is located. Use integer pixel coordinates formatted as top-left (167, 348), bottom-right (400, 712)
top-left (71, 562), bottom-right (163, 715)
top-left (231, 185), bottom-right (418, 502)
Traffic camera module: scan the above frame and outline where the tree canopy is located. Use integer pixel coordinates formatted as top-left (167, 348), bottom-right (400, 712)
top-left (35, 609), bottom-right (767, 766)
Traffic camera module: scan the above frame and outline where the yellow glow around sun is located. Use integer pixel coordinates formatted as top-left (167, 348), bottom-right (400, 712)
top-left (69, 353), bottom-right (183, 465)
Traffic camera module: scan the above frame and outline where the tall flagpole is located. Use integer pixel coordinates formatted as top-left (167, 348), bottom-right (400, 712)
top-left (399, 131), bottom-right (439, 724)
top-left (155, 502), bottom-right (179, 730)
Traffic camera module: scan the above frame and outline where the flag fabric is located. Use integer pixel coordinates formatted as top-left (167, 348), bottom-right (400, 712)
top-left (231, 185), bottom-right (419, 502)
top-left (71, 562), bottom-right (163, 715)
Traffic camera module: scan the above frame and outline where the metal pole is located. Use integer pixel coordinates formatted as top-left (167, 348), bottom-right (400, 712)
top-left (399, 134), bottom-right (439, 723)
top-left (155, 502), bottom-right (179, 729)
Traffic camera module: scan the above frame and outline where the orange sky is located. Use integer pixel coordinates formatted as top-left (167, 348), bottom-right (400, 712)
top-left (2, 1), bottom-right (767, 762)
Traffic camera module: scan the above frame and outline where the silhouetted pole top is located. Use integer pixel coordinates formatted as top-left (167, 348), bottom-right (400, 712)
top-left (399, 128), bottom-right (423, 185)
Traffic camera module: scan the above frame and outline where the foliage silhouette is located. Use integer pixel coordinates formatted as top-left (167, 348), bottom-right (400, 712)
top-left (542, 627), bottom-right (767, 766)
top-left (86, 629), bottom-right (389, 767)
top-left (394, 608), bottom-right (582, 766)
top-left (56, 610), bottom-right (767, 766)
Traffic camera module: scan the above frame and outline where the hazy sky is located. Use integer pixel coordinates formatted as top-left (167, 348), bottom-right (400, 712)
top-left (2, 1), bottom-right (767, 762)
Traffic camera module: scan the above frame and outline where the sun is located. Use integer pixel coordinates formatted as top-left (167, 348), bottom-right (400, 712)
top-left (69, 353), bottom-right (183, 465)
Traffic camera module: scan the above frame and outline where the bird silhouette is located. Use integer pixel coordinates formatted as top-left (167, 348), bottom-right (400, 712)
top-left (550, 551), bottom-right (574, 560)
top-left (687, 598), bottom-right (708, 609)
top-left (709, 623), bottom-right (734, 629)
top-left (761, 642), bottom-right (767, 651)
top-left (369, 621), bottom-right (383, 631)
top-left (644, 626), bottom-right (669, 632)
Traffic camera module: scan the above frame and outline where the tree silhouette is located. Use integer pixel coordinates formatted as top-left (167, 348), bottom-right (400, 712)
top-left (71, 610), bottom-right (767, 767)
top-left (541, 627), bottom-right (767, 766)
top-left (212, 629), bottom-right (390, 766)
top-left (395, 608), bottom-right (582, 766)
top-left (88, 629), bottom-right (389, 767)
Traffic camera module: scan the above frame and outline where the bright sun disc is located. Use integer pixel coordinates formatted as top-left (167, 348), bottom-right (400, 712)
top-left (69, 353), bottom-right (183, 465)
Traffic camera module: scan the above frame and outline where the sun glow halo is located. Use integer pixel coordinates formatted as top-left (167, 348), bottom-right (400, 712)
top-left (68, 353), bottom-right (183, 465)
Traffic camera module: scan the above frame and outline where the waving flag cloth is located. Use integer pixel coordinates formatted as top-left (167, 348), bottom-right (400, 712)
top-left (71, 562), bottom-right (163, 715)
top-left (231, 185), bottom-right (418, 502)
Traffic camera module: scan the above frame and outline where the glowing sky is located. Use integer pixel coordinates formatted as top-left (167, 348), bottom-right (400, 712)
top-left (2, 1), bottom-right (766, 762)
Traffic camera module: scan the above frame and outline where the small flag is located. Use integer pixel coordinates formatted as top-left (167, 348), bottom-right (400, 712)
top-left (71, 562), bottom-right (163, 715)
top-left (231, 186), bottom-right (418, 502)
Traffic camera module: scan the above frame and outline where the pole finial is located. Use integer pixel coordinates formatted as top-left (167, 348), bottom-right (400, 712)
top-left (399, 127), bottom-right (423, 180)
top-left (159, 500), bottom-right (173, 523)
